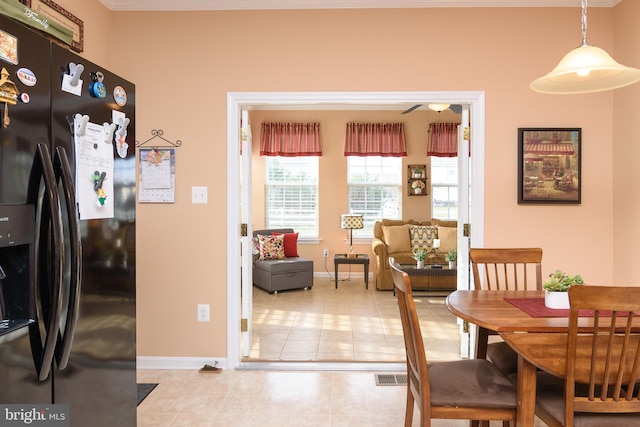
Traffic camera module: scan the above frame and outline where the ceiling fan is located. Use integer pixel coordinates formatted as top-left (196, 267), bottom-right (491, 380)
top-left (401, 103), bottom-right (462, 114)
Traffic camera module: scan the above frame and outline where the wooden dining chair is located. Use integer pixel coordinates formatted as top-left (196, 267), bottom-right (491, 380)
top-left (535, 285), bottom-right (640, 426)
top-left (469, 247), bottom-right (543, 376)
top-left (389, 258), bottom-right (517, 427)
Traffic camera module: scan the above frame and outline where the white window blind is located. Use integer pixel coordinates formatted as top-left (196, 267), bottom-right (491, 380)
top-left (431, 156), bottom-right (458, 220)
top-left (265, 156), bottom-right (319, 237)
top-left (347, 156), bottom-right (402, 237)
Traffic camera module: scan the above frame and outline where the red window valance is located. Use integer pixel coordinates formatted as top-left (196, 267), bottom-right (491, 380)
top-left (427, 122), bottom-right (459, 157)
top-left (260, 122), bottom-right (322, 156)
top-left (344, 123), bottom-right (407, 157)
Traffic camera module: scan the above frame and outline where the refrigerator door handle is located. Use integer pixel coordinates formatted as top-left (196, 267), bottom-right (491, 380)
top-left (26, 143), bottom-right (65, 382)
top-left (53, 147), bottom-right (82, 370)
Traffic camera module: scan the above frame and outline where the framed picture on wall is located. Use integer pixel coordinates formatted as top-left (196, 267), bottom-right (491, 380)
top-left (19, 0), bottom-right (84, 52)
top-left (517, 128), bottom-right (581, 204)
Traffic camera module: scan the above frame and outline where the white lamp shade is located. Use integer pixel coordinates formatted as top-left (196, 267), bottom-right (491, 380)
top-left (530, 44), bottom-right (640, 94)
top-left (340, 214), bottom-right (363, 230)
top-left (428, 103), bottom-right (450, 112)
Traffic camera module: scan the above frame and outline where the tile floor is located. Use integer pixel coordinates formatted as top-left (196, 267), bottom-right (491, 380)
top-left (247, 276), bottom-right (461, 362)
top-left (137, 277), bottom-right (546, 426)
top-left (137, 369), bottom-right (547, 426)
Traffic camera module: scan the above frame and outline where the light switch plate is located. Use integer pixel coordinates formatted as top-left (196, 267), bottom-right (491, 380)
top-left (192, 186), bottom-right (208, 204)
top-left (197, 304), bottom-right (210, 322)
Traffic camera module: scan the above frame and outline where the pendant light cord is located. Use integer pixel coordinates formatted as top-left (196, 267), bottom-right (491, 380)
top-left (581, 0), bottom-right (588, 46)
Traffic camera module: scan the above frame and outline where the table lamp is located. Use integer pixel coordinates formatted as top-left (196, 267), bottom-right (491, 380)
top-left (340, 214), bottom-right (363, 258)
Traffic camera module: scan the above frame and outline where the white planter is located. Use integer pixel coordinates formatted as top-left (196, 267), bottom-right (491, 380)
top-left (544, 290), bottom-right (569, 309)
top-left (416, 260), bottom-right (425, 269)
top-left (448, 261), bottom-right (457, 269)
top-left (414, 187), bottom-right (423, 194)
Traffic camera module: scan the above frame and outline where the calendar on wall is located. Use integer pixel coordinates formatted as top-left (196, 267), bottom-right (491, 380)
top-left (138, 147), bottom-right (175, 203)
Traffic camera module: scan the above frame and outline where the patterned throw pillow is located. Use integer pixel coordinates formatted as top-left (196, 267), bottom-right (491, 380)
top-left (409, 225), bottom-right (437, 251)
top-left (272, 232), bottom-right (299, 257)
top-left (258, 234), bottom-right (285, 260)
top-left (252, 236), bottom-right (261, 256)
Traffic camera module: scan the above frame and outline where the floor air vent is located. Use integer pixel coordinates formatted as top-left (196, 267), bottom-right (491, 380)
top-left (375, 373), bottom-right (407, 386)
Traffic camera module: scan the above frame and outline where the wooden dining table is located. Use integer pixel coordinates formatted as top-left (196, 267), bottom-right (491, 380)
top-left (445, 289), bottom-right (640, 427)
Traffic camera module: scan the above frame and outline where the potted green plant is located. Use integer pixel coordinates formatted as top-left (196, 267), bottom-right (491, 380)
top-left (543, 270), bottom-right (584, 309)
top-left (445, 249), bottom-right (457, 269)
top-left (412, 166), bottom-right (423, 178)
top-left (412, 248), bottom-right (428, 269)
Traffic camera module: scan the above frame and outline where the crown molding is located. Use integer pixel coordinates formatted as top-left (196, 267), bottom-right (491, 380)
top-left (99, 0), bottom-right (621, 12)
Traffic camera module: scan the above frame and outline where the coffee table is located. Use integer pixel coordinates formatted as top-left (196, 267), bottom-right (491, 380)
top-left (398, 263), bottom-right (457, 292)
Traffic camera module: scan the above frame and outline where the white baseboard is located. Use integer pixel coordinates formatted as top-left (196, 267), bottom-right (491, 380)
top-left (137, 356), bottom-right (227, 370)
top-left (138, 357), bottom-right (405, 372)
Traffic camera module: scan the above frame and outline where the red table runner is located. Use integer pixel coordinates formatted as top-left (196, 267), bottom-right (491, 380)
top-left (504, 297), bottom-right (637, 318)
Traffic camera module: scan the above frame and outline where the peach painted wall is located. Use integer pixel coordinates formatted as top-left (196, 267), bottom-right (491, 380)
top-left (249, 108), bottom-right (460, 269)
top-left (53, 2), bottom-right (639, 359)
top-left (50, 0), bottom-right (112, 67)
top-left (612, 0), bottom-right (640, 285)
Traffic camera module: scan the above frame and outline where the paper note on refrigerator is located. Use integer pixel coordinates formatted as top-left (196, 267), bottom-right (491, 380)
top-left (74, 118), bottom-right (114, 219)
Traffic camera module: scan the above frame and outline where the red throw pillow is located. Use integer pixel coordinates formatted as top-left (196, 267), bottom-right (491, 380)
top-left (272, 232), bottom-right (299, 257)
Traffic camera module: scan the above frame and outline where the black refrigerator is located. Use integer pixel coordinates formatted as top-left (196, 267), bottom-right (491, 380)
top-left (0, 14), bottom-right (136, 426)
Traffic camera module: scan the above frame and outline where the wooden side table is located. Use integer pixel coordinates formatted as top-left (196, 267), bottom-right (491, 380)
top-left (334, 254), bottom-right (369, 289)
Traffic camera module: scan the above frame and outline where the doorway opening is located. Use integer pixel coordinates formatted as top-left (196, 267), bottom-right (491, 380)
top-left (226, 91), bottom-right (486, 370)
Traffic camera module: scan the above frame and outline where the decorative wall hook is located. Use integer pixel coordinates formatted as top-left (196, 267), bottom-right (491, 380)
top-left (68, 63), bottom-right (84, 87)
top-left (136, 129), bottom-right (182, 148)
top-left (103, 122), bottom-right (116, 143)
top-left (74, 113), bottom-right (89, 137)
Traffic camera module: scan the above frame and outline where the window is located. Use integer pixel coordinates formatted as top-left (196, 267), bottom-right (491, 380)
top-left (431, 156), bottom-right (458, 220)
top-left (265, 156), bottom-right (319, 237)
top-left (347, 156), bottom-right (402, 237)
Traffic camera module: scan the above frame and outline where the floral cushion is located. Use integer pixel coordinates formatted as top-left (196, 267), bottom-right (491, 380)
top-left (272, 232), bottom-right (299, 257)
top-left (252, 236), bottom-right (260, 255)
top-left (257, 234), bottom-right (285, 260)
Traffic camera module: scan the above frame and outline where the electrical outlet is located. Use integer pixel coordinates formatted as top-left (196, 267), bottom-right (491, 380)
top-left (197, 304), bottom-right (210, 322)
top-left (323, 248), bottom-right (329, 258)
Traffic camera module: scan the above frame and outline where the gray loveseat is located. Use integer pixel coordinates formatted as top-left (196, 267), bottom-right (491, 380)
top-left (253, 229), bottom-right (313, 294)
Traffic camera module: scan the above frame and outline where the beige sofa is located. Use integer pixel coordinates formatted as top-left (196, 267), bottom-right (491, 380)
top-left (371, 219), bottom-right (457, 291)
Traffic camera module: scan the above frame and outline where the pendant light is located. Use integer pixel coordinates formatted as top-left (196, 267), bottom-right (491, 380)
top-left (530, 0), bottom-right (640, 94)
top-left (428, 103), bottom-right (450, 112)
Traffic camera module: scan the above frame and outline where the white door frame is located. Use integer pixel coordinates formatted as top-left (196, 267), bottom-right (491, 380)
top-left (226, 91), bottom-right (486, 369)
top-left (457, 106), bottom-right (472, 358)
top-left (240, 109), bottom-right (253, 357)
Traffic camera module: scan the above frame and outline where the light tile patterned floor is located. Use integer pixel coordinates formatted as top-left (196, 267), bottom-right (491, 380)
top-left (137, 369), bottom-right (547, 427)
top-left (248, 277), bottom-right (461, 362)
top-left (137, 277), bottom-right (547, 426)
